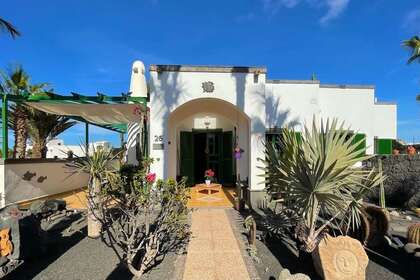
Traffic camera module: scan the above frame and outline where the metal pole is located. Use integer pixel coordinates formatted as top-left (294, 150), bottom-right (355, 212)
top-left (85, 122), bottom-right (89, 157)
top-left (2, 95), bottom-right (8, 159)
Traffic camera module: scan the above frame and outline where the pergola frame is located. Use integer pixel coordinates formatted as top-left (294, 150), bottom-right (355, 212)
top-left (0, 91), bottom-right (148, 159)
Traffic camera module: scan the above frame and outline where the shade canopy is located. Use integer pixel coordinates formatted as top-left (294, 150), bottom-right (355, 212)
top-left (1, 92), bottom-right (148, 133)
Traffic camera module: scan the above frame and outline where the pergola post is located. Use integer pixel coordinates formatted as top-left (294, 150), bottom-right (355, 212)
top-left (85, 122), bottom-right (89, 157)
top-left (2, 94), bottom-right (8, 159)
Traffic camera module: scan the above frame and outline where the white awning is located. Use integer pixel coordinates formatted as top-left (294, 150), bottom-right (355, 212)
top-left (25, 103), bottom-right (145, 124)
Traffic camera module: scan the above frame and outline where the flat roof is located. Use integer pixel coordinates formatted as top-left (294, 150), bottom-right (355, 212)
top-left (320, 84), bottom-right (375, 89)
top-left (149, 64), bottom-right (267, 74)
top-left (266, 79), bottom-right (320, 84)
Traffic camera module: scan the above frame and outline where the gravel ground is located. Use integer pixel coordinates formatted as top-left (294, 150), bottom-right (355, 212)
top-left (234, 210), bottom-right (419, 280)
top-left (4, 218), bottom-right (187, 280)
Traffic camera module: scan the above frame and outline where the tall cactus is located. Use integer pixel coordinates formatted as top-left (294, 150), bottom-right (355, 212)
top-left (378, 159), bottom-right (386, 209)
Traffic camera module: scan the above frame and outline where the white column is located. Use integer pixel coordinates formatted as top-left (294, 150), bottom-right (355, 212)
top-left (126, 61), bottom-right (147, 165)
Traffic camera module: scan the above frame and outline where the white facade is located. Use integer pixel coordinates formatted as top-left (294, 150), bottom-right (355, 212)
top-left (27, 138), bottom-right (112, 159)
top-left (146, 64), bottom-right (397, 191)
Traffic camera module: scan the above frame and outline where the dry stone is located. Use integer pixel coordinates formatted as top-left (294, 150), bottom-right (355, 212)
top-left (312, 234), bottom-right (369, 280)
top-left (278, 269), bottom-right (310, 280)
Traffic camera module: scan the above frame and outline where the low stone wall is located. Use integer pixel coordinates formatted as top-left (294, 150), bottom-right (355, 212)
top-left (365, 155), bottom-right (420, 208)
top-left (0, 159), bottom-right (89, 207)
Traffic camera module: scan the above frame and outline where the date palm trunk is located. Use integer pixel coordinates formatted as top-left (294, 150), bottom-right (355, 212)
top-left (87, 176), bottom-right (103, 238)
top-left (13, 106), bottom-right (28, 159)
top-left (31, 138), bottom-right (47, 158)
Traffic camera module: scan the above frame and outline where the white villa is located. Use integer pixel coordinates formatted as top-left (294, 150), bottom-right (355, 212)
top-left (126, 63), bottom-right (397, 204)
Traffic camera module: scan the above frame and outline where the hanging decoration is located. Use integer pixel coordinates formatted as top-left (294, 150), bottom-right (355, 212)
top-left (234, 145), bottom-right (244, 159)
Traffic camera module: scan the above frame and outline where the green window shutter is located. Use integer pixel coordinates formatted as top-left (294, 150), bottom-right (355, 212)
top-left (376, 139), bottom-right (392, 155)
top-left (352, 133), bottom-right (366, 156)
top-left (221, 131), bottom-right (234, 186)
top-left (180, 131), bottom-right (194, 186)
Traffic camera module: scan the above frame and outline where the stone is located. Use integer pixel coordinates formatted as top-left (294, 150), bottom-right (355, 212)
top-left (278, 269), bottom-right (311, 280)
top-left (404, 243), bottom-right (420, 254)
top-left (312, 234), bottom-right (369, 280)
top-left (390, 210), bottom-right (400, 217)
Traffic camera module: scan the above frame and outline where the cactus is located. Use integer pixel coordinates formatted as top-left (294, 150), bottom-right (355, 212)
top-left (244, 215), bottom-right (257, 246)
top-left (378, 159), bottom-right (386, 209)
top-left (407, 223), bottom-right (420, 245)
top-left (364, 205), bottom-right (390, 247)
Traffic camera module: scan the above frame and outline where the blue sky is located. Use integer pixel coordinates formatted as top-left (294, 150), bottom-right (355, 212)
top-left (2, 0), bottom-right (420, 146)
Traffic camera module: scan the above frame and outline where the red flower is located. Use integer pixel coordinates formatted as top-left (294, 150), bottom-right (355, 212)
top-left (205, 169), bottom-right (215, 178)
top-left (145, 173), bottom-right (156, 183)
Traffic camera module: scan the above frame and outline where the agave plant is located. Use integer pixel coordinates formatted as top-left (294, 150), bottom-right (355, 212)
top-left (263, 118), bottom-right (384, 253)
top-left (68, 145), bottom-right (119, 238)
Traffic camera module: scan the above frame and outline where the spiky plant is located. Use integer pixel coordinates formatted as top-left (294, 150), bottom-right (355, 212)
top-left (68, 145), bottom-right (119, 238)
top-left (263, 118), bottom-right (385, 253)
top-left (403, 36), bottom-right (420, 64)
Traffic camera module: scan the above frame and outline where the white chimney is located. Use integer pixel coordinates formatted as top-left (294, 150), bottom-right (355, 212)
top-left (129, 60), bottom-right (147, 98)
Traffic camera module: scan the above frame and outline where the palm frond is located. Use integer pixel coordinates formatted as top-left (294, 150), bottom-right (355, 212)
top-left (0, 18), bottom-right (20, 39)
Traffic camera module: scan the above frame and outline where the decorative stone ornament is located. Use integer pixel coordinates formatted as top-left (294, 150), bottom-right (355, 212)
top-left (201, 81), bottom-right (215, 93)
top-left (312, 234), bottom-right (369, 280)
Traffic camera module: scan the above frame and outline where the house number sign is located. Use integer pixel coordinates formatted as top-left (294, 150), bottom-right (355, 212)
top-left (154, 135), bottom-right (163, 143)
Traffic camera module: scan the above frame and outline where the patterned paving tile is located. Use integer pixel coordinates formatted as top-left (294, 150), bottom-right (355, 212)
top-left (183, 209), bottom-right (251, 280)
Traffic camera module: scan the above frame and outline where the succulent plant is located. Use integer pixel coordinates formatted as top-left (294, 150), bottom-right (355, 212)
top-left (407, 223), bottom-right (420, 245)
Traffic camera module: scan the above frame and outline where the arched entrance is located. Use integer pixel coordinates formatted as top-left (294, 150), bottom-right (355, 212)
top-left (167, 98), bottom-right (250, 186)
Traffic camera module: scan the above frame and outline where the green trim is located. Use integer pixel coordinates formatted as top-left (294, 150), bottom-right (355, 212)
top-left (2, 94), bottom-right (8, 159)
top-left (375, 138), bottom-right (393, 155)
top-left (353, 133), bottom-right (366, 156)
top-left (85, 122), bottom-right (89, 156)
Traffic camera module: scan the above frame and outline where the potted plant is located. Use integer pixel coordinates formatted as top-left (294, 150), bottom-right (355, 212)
top-left (204, 169), bottom-right (214, 186)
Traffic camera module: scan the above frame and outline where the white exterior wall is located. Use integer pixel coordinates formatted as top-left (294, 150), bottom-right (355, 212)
top-left (3, 160), bottom-right (88, 205)
top-left (266, 82), bottom-right (396, 154)
top-left (149, 69), bottom-right (267, 190)
top-left (373, 103), bottom-right (397, 139)
top-left (147, 65), bottom-right (397, 192)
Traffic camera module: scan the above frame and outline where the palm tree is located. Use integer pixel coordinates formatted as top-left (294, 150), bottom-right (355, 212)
top-left (403, 36), bottom-right (420, 64)
top-left (1, 67), bottom-right (30, 158)
top-left (26, 107), bottom-right (76, 158)
top-left (69, 146), bottom-right (119, 238)
top-left (1, 66), bottom-right (49, 158)
top-left (0, 17), bottom-right (20, 38)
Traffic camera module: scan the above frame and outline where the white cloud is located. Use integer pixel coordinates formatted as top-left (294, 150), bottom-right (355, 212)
top-left (259, 0), bottom-right (350, 24)
top-left (403, 8), bottom-right (420, 32)
top-left (319, 0), bottom-right (350, 25)
top-left (262, 0), bottom-right (301, 14)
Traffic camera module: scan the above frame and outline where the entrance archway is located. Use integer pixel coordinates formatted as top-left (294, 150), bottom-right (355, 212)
top-left (167, 98), bottom-right (250, 186)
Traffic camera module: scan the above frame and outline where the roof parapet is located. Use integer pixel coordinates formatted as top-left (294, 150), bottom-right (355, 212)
top-left (149, 65), bottom-right (267, 74)
top-left (320, 84), bottom-right (375, 89)
top-left (266, 79), bottom-right (320, 84)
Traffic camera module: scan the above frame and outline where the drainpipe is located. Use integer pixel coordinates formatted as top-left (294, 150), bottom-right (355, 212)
top-left (2, 94), bottom-right (8, 159)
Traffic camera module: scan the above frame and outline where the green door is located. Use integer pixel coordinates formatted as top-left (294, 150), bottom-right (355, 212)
top-left (221, 131), bottom-right (234, 186)
top-left (180, 131), bottom-right (194, 186)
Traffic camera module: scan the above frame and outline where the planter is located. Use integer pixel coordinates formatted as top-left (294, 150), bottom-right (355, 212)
top-left (205, 179), bottom-right (211, 186)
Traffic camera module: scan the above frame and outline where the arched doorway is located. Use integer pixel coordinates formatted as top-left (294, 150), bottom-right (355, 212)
top-left (167, 98), bottom-right (250, 186)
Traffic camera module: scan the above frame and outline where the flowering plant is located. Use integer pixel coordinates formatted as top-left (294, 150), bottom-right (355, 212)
top-left (204, 169), bottom-right (215, 180)
top-left (146, 172), bottom-right (156, 184)
top-left (234, 146), bottom-right (244, 159)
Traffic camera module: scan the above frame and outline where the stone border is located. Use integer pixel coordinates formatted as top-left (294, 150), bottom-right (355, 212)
top-left (225, 209), bottom-right (261, 280)
top-left (172, 209), bottom-right (192, 280)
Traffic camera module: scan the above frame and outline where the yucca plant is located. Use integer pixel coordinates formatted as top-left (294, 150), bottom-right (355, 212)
top-left (68, 145), bottom-right (119, 238)
top-left (263, 118), bottom-right (385, 253)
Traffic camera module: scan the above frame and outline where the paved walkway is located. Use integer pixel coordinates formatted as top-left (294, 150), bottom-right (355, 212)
top-left (183, 209), bottom-right (251, 280)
